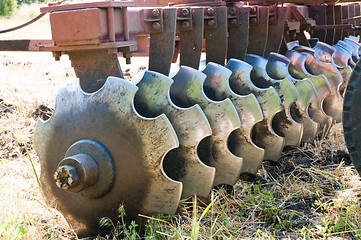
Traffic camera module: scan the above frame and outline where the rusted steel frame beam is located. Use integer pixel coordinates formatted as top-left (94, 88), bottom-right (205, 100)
top-left (40, 1), bottom-right (135, 13)
top-left (44, 42), bottom-right (137, 53)
top-left (0, 40), bottom-right (53, 51)
top-left (43, 3), bottom-right (136, 87)
top-left (343, 13), bottom-right (361, 23)
top-left (313, 24), bottom-right (353, 30)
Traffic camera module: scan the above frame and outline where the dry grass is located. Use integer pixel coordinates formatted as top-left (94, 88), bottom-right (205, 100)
top-left (1, 3), bottom-right (361, 240)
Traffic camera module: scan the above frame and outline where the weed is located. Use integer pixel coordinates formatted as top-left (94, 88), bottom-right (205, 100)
top-left (25, 145), bottom-right (42, 190)
top-left (0, 212), bottom-right (26, 240)
top-left (99, 205), bottom-right (140, 240)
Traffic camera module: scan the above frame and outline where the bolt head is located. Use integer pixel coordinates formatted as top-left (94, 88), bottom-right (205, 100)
top-left (152, 9), bottom-right (160, 17)
top-left (207, 8), bottom-right (215, 16)
top-left (250, 7), bottom-right (257, 14)
top-left (230, 19), bottom-right (238, 26)
top-left (54, 165), bottom-right (79, 190)
top-left (208, 20), bottom-right (215, 27)
top-left (229, 7), bottom-right (237, 15)
top-left (269, 16), bottom-right (276, 23)
top-left (250, 17), bottom-right (258, 24)
top-left (152, 22), bottom-right (161, 30)
top-left (182, 21), bottom-right (190, 28)
top-left (182, 8), bottom-right (189, 16)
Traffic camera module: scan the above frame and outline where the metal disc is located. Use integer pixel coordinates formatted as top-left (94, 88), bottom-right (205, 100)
top-left (312, 41), bottom-right (352, 97)
top-left (170, 66), bottom-right (243, 186)
top-left (286, 50), bottom-right (333, 135)
top-left (337, 40), bottom-right (357, 67)
top-left (245, 54), bottom-right (303, 147)
top-left (201, 62), bottom-right (265, 175)
top-left (344, 38), bottom-right (360, 63)
top-left (132, 70), bottom-right (215, 199)
top-left (226, 59), bottom-right (285, 162)
top-left (264, 52), bottom-right (319, 143)
top-left (34, 77), bottom-right (182, 235)
top-left (293, 45), bottom-right (344, 123)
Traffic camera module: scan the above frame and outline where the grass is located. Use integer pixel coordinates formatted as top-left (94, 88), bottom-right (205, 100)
top-left (87, 126), bottom-right (361, 239)
top-left (1, 3), bottom-right (361, 240)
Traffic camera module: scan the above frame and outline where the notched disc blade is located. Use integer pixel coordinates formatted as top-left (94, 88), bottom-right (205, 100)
top-left (171, 66), bottom-right (243, 186)
top-left (34, 77), bottom-right (181, 235)
top-left (286, 50), bottom-right (333, 135)
top-left (293, 45), bottom-right (344, 123)
top-left (226, 59), bottom-right (285, 162)
top-left (344, 38), bottom-right (360, 62)
top-left (202, 62), bottom-right (264, 174)
top-left (245, 54), bottom-right (303, 147)
top-left (132, 71), bottom-right (215, 199)
top-left (264, 52), bottom-right (319, 143)
top-left (337, 40), bottom-right (357, 67)
top-left (313, 41), bottom-right (352, 97)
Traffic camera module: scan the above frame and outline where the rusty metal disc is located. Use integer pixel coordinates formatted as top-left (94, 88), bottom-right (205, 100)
top-left (34, 77), bottom-right (182, 235)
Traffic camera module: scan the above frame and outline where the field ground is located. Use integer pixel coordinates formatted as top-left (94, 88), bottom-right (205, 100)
top-left (1, 3), bottom-right (361, 240)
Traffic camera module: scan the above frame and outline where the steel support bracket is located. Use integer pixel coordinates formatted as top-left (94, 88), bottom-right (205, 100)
top-left (204, 6), bottom-right (227, 65)
top-left (342, 4), bottom-right (350, 38)
top-left (310, 5), bottom-right (327, 42)
top-left (176, 7), bottom-right (193, 31)
top-left (265, 6), bottom-right (288, 56)
top-left (179, 7), bottom-right (204, 68)
top-left (143, 8), bottom-right (164, 33)
top-left (334, 5), bottom-right (343, 43)
top-left (247, 6), bottom-right (269, 57)
top-left (227, 5), bottom-right (249, 61)
top-left (325, 5), bottom-right (335, 45)
top-left (149, 8), bottom-right (177, 76)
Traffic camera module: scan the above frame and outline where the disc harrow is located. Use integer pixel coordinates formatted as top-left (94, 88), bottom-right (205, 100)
top-left (2, 0), bottom-right (361, 236)
top-left (34, 36), bottom-right (360, 235)
top-left (35, 37), bottom-right (361, 235)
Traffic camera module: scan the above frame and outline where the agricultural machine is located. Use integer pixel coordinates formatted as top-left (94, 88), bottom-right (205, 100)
top-left (1, 0), bottom-right (361, 236)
